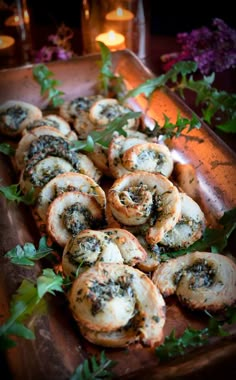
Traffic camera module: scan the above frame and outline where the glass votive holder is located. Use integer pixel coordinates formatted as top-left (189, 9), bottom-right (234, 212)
top-left (81, 0), bottom-right (149, 59)
top-left (0, 0), bottom-right (32, 67)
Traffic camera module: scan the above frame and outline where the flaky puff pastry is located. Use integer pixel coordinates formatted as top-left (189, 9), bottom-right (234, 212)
top-left (69, 263), bottom-right (166, 347)
top-left (152, 251), bottom-right (236, 312)
top-left (108, 135), bottom-right (173, 179)
top-left (107, 171), bottom-right (181, 245)
top-left (46, 191), bottom-right (105, 247)
top-left (62, 228), bottom-right (147, 278)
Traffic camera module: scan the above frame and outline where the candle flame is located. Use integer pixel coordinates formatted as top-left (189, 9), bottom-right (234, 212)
top-left (14, 15), bottom-right (19, 23)
top-left (108, 30), bottom-right (116, 42)
top-left (24, 10), bottom-right (30, 24)
top-left (116, 7), bottom-right (124, 17)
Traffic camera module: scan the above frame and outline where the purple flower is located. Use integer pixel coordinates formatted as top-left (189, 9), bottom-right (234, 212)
top-left (163, 18), bottom-right (236, 74)
top-left (56, 48), bottom-right (73, 61)
top-left (34, 46), bottom-right (54, 63)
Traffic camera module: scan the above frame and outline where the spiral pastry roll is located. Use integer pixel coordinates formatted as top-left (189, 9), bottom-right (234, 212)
top-left (62, 228), bottom-right (147, 278)
top-left (0, 100), bottom-right (42, 137)
top-left (160, 193), bottom-right (205, 249)
top-left (47, 191), bottom-right (105, 246)
top-left (89, 98), bottom-right (138, 129)
top-left (152, 251), bottom-right (236, 312)
top-left (107, 172), bottom-right (181, 245)
top-left (59, 95), bottom-right (103, 122)
top-left (36, 172), bottom-right (106, 222)
top-left (24, 114), bottom-right (76, 140)
top-left (15, 126), bottom-right (65, 171)
top-left (108, 135), bottom-right (173, 178)
top-left (69, 262), bottom-right (166, 347)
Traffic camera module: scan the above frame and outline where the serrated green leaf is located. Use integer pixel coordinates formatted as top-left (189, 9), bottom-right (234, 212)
top-left (5, 236), bottom-right (54, 266)
top-left (0, 183), bottom-right (35, 205)
top-left (70, 351), bottom-right (116, 380)
top-left (37, 268), bottom-right (63, 298)
top-left (216, 119), bottom-right (236, 133)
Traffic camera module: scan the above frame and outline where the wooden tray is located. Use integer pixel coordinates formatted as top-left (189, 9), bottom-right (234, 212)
top-left (0, 50), bottom-right (236, 379)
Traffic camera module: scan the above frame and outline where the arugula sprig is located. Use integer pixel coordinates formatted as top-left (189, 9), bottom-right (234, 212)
top-left (5, 236), bottom-right (54, 266)
top-left (70, 111), bottom-right (141, 151)
top-left (33, 64), bottom-right (65, 107)
top-left (125, 61), bottom-right (236, 133)
top-left (156, 308), bottom-right (236, 362)
top-left (0, 269), bottom-right (63, 350)
top-left (0, 183), bottom-right (35, 205)
top-left (146, 112), bottom-right (201, 140)
top-left (0, 143), bottom-right (15, 156)
top-left (97, 41), bottom-right (124, 98)
top-left (161, 207), bottom-right (236, 261)
top-left (71, 351), bottom-right (117, 380)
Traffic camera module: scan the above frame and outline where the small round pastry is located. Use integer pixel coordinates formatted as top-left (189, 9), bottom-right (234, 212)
top-left (19, 156), bottom-right (75, 195)
top-left (135, 234), bottom-right (162, 273)
top-left (73, 110), bottom-right (97, 139)
top-left (59, 95), bottom-right (103, 122)
top-left (69, 262), bottom-right (166, 347)
top-left (36, 172), bottom-right (106, 222)
top-left (23, 134), bottom-right (102, 183)
top-left (152, 251), bottom-right (236, 312)
top-left (0, 100), bottom-right (42, 137)
top-left (107, 171), bottom-right (181, 245)
top-left (89, 98), bottom-right (138, 129)
top-left (24, 114), bottom-right (75, 139)
top-left (62, 228), bottom-right (147, 278)
top-left (160, 192), bottom-right (205, 249)
top-left (108, 135), bottom-right (173, 178)
top-left (46, 191), bottom-right (104, 247)
top-left (15, 126), bottom-right (65, 171)
top-left (87, 143), bottom-right (111, 177)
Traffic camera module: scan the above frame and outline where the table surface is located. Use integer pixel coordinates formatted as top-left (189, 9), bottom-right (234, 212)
top-left (0, 24), bottom-right (235, 152)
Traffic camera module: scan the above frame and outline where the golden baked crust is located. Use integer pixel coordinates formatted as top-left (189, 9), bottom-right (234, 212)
top-left (46, 191), bottom-right (104, 246)
top-left (107, 171), bottom-right (181, 245)
top-left (59, 95), bottom-right (103, 123)
top-left (62, 228), bottom-right (147, 278)
top-left (35, 172), bottom-right (106, 222)
top-left (0, 100), bottom-right (42, 137)
top-left (69, 263), bottom-right (166, 347)
top-left (108, 135), bottom-right (173, 178)
top-left (152, 251), bottom-right (236, 311)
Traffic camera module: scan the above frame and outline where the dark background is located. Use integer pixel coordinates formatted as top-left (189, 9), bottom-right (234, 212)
top-left (27, 0), bottom-right (236, 35)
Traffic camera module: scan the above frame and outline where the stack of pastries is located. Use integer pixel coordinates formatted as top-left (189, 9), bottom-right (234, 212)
top-left (1, 96), bottom-right (235, 348)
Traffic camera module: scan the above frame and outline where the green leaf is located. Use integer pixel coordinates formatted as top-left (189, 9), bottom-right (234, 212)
top-left (216, 118), bottom-right (236, 133)
top-left (0, 143), bottom-right (15, 156)
top-left (70, 351), bottom-right (117, 380)
top-left (33, 64), bottom-right (65, 107)
top-left (0, 183), bottom-right (35, 205)
top-left (70, 112), bottom-right (141, 151)
top-left (37, 268), bottom-right (64, 298)
top-left (5, 236), bottom-right (54, 266)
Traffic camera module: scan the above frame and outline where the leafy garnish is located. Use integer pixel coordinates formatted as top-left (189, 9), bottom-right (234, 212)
top-left (156, 308), bottom-right (236, 361)
top-left (0, 183), bottom-right (35, 205)
top-left (5, 236), bottom-right (54, 266)
top-left (70, 351), bottom-right (117, 380)
top-left (0, 269), bottom-right (63, 350)
top-left (0, 143), bottom-right (15, 156)
top-left (33, 64), bottom-right (65, 107)
top-left (70, 111), bottom-right (141, 151)
top-left (125, 60), bottom-right (236, 132)
top-left (97, 41), bottom-right (124, 98)
top-left (161, 208), bottom-right (236, 260)
top-left (146, 112), bottom-right (201, 140)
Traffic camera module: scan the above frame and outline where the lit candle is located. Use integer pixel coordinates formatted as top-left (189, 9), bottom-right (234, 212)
top-left (96, 30), bottom-right (125, 51)
top-left (5, 11), bottom-right (29, 27)
top-left (0, 35), bottom-right (15, 54)
top-left (105, 7), bottom-right (134, 21)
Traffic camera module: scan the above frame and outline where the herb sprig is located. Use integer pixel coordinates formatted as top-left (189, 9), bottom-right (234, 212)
top-left (156, 308), bottom-right (236, 362)
top-left (0, 269), bottom-right (63, 350)
top-left (5, 236), bottom-right (54, 266)
top-left (33, 64), bottom-right (65, 107)
top-left (71, 351), bottom-right (117, 380)
top-left (70, 111), bottom-right (141, 151)
top-left (0, 183), bottom-right (35, 205)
